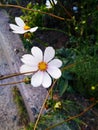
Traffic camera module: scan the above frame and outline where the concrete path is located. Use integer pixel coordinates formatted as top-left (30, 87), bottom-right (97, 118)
top-left (0, 9), bottom-right (47, 130)
top-left (0, 9), bottom-right (22, 130)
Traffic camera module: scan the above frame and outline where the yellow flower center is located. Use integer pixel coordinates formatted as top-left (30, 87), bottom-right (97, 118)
top-left (38, 61), bottom-right (47, 71)
top-left (24, 25), bottom-right (30, 30)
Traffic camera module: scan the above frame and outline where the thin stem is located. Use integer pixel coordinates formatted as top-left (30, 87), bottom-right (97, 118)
top-left (0, 71), bottom-right (35, 80)
top-left (0, 80), bottom-right (24, 86)
top-left (0, 4), bottom-right (65, 21)
top-left (15, 0), bottom-right (20, 6)
top-left (46, 101), bottom-right (98, 130)
top-left (33, 79), bottom-right (57, 130)
top-left (61, 63), bottom-right (75, 71)
top-left (61, 60), bottom-right (87, 72)
top-left (40, 27), bottom-right (66, 34)
top-left (58, 0), bottom-right (73, 19)
top-left (0, 62), bottom-right (75, 82)
top-left (0, 59), bottom-right (86, 81)
top-left (0, 62), bottom-right (75, 80)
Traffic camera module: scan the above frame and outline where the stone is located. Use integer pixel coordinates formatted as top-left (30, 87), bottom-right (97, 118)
top-left (0, 9), bottom-right (47, 129)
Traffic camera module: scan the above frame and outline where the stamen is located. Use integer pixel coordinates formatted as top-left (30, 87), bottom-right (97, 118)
top-left (24, 25), bottom-right (30, 30)
top-left (38, 61), bottom-right (47, 71)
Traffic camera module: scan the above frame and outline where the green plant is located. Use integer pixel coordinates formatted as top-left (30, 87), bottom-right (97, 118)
top-left (70, 44), bottom-right (98, 99)
top-left (55, 47), bottom-right (76, 96)
top-left (21, 2), bottom-right (50, 27)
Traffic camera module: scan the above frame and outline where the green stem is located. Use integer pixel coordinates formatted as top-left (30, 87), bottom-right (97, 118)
top-left (40, 27), bottom-right (66, 34)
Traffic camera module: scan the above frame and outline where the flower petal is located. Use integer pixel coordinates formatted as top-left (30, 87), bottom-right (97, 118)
top-left (15, 17), bottom-right (25, 27)
top-left (31, 47), bottom-right (43, 61)
top-left (21, 54), bottom-right (39, 66)
top-left (47, 66), bottom-right (62, 79)
top-left (20, 64), bottom-right (36, 75)
top-left (12, 30), bottom-right (29, 34)
top-left (31, 71), bottom-right (43, 87)
top-left (42, 72), bottom-right (52, 88)
top-left (9, 24), bottom-right (22, 31)
top-left (30, 27), bottom-right (38, 32)
top-left (46, 0), bottom-right (51, 8)
top-left (48, 59), bottom-right (62, 68)
top-left (44, 47), bottom-right (55, 62)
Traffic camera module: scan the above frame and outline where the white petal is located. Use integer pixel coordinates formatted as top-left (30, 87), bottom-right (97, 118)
top-left (31, 71), bottom-right (43, 87)
top-left (15, 17), bottom-right (25, 27)
top-left (46, 0), bottom-right (57, 8)
top-left (30, 27), bottom-right (38, 32)
top-left (31, 47), bottom-right (43, 61)
top-left (54, 0), bottom-right (57, 4)
top-left (21, 54), bottom-right (39, 66)
top-left (20, 64), bottom-right (36, 75)
top-left (47, 66), bottom-right (62, 79)
top-left (46, 0), bottom-right (51, 8)
top-left (22, 54), bottom-right (33, 59)
top-left (12, 30), bottom-right (28, 34)
top-left (9, 24), bottom-right (22, 31)
top-left (42, 72), bottom-right (52, 88)
top-left (44, 47), bottom-right (55, 62)
top-left (48, 59), bottom-right (62, 68)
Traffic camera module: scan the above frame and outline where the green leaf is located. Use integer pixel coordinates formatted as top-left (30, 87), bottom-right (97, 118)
top-left (60, 80), bottom-right (68, 96)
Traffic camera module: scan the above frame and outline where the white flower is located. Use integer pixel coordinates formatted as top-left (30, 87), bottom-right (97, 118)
top-left (9, 17), bottom-right (38, 34)
top-left (20, 46), bottom-right (62, 88)
top-left (46, 0), bottom-right (57, 9)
